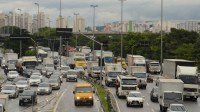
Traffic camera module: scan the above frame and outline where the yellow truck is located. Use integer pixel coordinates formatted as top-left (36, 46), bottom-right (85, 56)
top-left (115, 57), bottom-right (127, 70)
top-left (73, 83), bottom-right (94, 106)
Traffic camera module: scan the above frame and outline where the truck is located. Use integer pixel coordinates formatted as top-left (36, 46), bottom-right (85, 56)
top-left (104, 64), bottom-right (125, 86)
top-left (158, 79), bottom-right (184, 112)
top-left (127, 54), bottom-right (146, 67)
top-left (115, 75), bottom-right (138, 98)
top-left (163, 59), bottom-right (199, 100)
top-left (101, 51), bottom-right (113, 66)
top-left (87, 61), bottom-right (101, 78)
top-left (80, 46), bottom-right (91, 54)
top-left (69, 52), bottom-right (87, 69)
top-left (4, 53), bottom-right (18, 67)
top-left (0, 94), bottom-right (8, 112)
top-left (127, 66), bottom-right (147, 89)
top-left (115, 57), bottom-right (127, 70)
top-left (42, 57), bottom-right (54, 66)
top-left (146, 60), bottom-right (161, 74)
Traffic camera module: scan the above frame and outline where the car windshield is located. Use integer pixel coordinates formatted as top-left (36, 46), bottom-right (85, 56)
top-left (16, 81), bottom-right (27, 85)
top-left (2, 86), bottom-right (16, 90)
top-left (92, 66), bottom-right (101, 71)
top-left (32, 73), bottom-right (41, 75)
top-left (76, 58), bottom-right (85, 61)
top-left (30, 76), bottom-right (40, 79)
top-left (121, 79), bottom-right (137, 85)
top-left (48, 80), bottom-right (57, 83)
top-left (133, 73), bottom-right (146, 78)
top-left (171, 105), bottom-right (186, 111)
top-left (76, 87), bottom-right (92, 93)
top-left (39, 84), bottom-right (49, 87)
top-left (128, 92), bottom-right (142, 97)
top-left (8, 71), bottom-right (18, 74)
top-left (68, 71), bottom-right (78, 75)
top-left (22, 91), bottom-right (34, 95)
top-left (108, 72), bottom-right (121, 78)
top-left (61, 67), bottom-right (70, 70)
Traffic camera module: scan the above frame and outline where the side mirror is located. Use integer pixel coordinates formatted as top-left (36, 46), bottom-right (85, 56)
top-left (73, 91), bottom-right (75, 94)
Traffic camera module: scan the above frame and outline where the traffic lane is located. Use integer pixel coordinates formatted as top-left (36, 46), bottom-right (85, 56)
top-left (56, 79), bottom-right (99, 112)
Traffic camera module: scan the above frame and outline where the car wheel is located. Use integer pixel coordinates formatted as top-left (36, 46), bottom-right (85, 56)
top-left (74, 102), bottom-right (78, 106)
top-left (90, 101), bottom-right (93, 106)
top-left (141, 104), bottom-right (143, 107)
top-left (126, 102), bottom-right (129, 107)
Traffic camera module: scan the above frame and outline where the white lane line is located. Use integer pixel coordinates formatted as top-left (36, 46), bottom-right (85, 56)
top-left (146, 102), bottom-right (149, 106)
top-left (151, 109), bottom-right (155, 112)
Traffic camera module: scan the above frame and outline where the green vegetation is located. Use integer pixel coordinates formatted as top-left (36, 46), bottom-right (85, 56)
top-left (94, 84), bottom-right (109, 112)
top-left (0, 76), bottom-right (5, 80)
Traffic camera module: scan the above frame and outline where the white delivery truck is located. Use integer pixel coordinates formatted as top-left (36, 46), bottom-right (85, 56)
top-left (87, 61), bottom-right (101, 78)
top-left (115, 75), bottom-right (138, 98)
top-left (4, 53), bottom-right (18, 66)
top-left (127, 66), bottom-right (147, 89)
top-left (104, 64), bottom-right (124, 86)
top-left (0, 94), bottom-right (8, 112)
top-left (80, 46), bottom-right (91, 54)
top-left (158, 79), bottom-right (184, 112)
top-left (127, 54), bottom-right (146, 67)
top-left (163, 59), bottom-right (199, 100)
top-left (43, 57), bottom-right (54, 66)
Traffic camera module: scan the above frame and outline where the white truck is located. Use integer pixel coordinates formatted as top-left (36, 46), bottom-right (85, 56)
top-left (127, 54), bottom-right (146, 67)
top-left (87, 61), bottom-right (101, 78)
top-left (43, 57), bottom-right (54, 66)
top-left (0, 94), bottom-right (8, 112)
top-left (80, 46), bottom-right (91, 54)
top-left (163, 59), bottom-right (199, 100)
top-left (47, 51), bottom-right (59, 58)
top-left (127, 66), bottom-right (147, 89)
top-left (115, 75), bottom-right (138, 98)
top-left (104, 64), bottom-right (125, 86)
top-left (158, 79), bottom-right (184, 112)
top-left (4, 53), bottom-right (18, 67)
top-left (101, 51), bottom-right (114, 66)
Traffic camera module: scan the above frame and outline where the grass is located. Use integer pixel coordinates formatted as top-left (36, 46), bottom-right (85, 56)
top-left (94, 83), bottom-right (109, 112)
top-left (0, 76), bottom-right (4, 80)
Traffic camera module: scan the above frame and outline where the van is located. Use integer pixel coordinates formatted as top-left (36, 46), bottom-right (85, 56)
top-left (73, 83), bottom-right (94, 106)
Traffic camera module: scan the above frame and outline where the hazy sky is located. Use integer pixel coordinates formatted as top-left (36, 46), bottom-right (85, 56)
top-left (0, 0), bottom-right (199, 27)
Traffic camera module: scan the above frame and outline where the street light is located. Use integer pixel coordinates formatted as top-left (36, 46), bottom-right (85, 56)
top-left (59, 0), bottom-right (62, 68)
top-left (17, 8), bottom-right (22, 58)
top-left (90, 5), bottom-right (98, 54)
top-left (74, 13), bottom-right (79, 48)
top-left (79, 31), bottom-right (103, 86)
top-left (34, 3), bottom-right (39, 32)
top-left (17, 8), bottom-right (22, 36)
top-left (160, 0), bottom-right (163, 74)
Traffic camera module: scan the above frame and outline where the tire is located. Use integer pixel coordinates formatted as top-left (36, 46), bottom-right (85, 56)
top-left (74, 102), bottom-right (78, 106)
top-left (126, 102), bottom-right (130, 107)
top-left (141, 104), bottom-right (143, 107)
top-left (160, 105), bottom-right (162, 112)
top-left (90, 101), bottom-right (94, 106)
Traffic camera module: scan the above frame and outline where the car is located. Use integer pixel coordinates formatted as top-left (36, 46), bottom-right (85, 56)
top-left (1, 85), bottom-right (19, 98)
top-left (12, 77), bottom-right (27, 85)
top-left (167, 104), bottom-right (188, 112)
top-left (48, 79), bottom-right (60, 90)
top-left (29, 75), bottom-right (42, 86)
top-left (73, 83), bottom-right (94, 106)
top-left (66, 70), bottom-right (79, 82)
top-left (126, 91), bottom-right (144, 107)
top-left (61, 65), bottom-right (70, 77)
top-left (52, 70), bottom-right (63, 83)
top-left (6, 64), bottom-right (17, 73)
top-left (37, 83), bottom-right (52, 95)
top-left (41, 67), bottom-right (47, 76)
top-left (45, 67), bottom-right (54, 78)
top-left (19, 90), bottom-right (37, 106)
top-left (23, 69), bottom-right (32, 78)
top-left (7, 71), bottom-right (19, 81)
top-left (15, 80), bottom-right (30, 92)
top-left (75, 66), bottom-right (85, 74)
top-left (50, 75), bottom-right (62, 84)
top-left (150, 86), bottom-right (158, 102)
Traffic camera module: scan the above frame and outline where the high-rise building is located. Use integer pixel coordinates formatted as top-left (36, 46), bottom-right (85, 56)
top-left (73, 16), bottom-right (85, 32)
top-left (56, 16), bottom-right (67, 28)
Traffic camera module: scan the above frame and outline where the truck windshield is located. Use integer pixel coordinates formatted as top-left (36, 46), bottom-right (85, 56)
top-left (108, 72), bottom-right (121, 78)
top-left (133, 73), bottom-right (146, 78)
top-left (76, 87), bottom-right (92, 93)
top-left (76, 58), bottom-right (85, 61)
top-left (164, 92), bottom-right (182, 101)
top-left (179, 75), bottom-right (198, 84)
top-left (121, 79), bottom-right (137, 85)
top-left (92, 66), bottom-right (101, 71)
top-left (68, 71), bottom-right (78, 75)
top-left (104, 57), bottom-right (113, 63)
top-left (23, 61), bottom-right (37, 67)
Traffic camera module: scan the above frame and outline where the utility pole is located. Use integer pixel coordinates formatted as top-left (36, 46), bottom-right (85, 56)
top-left (59, 0), bottom-right (62, 68)
top-left (17, 8), bottom-right (22, 58)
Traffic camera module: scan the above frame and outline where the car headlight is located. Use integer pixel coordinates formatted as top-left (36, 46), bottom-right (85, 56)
top-left (37, 89), bottom-right (40, 91)
top-left (107, 78), bottom-right (112, 81)
top-left (46, 89), bottom-right (49, 91)
top-left (89, 96), bottom-right (93, 99)
top-left (76, 97), bottom-right (80, 100)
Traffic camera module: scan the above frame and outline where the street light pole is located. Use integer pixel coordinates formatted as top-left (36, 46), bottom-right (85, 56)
top-left (17, 9), bottom-right (22, 58)
top-left (160, 0), bottom-right (163, 74)
top-left (17, 9), bottom-right (22, 36)
top-left (59, 0), bottom-right (62, 68)
top-left (34, 3), bottom-right (39, 32)
top-left (74, 13), bottom-right (79, 48)
top-left (90, 5), bottom-right (98, 53)
top-left (119, 0), bottom-right (126, 73)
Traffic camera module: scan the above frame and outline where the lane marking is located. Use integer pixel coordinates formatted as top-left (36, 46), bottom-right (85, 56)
top-left (146, 102), bottom-right (149, 106)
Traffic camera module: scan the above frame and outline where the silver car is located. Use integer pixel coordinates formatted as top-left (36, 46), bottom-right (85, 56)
top-left (48, 79), bottom-right (60, 90)
top-left (1, 85), bottom-right (19, 98)
top-left (37, 83), bottom-right (52, 95)
top-left (66, 70), bottom-right (78, 82)
top-left (167, 104), bottom-right (188, 112)
top-left (29, 75), bottom-right (42, 86)
top-left (7, 71), bottom-right (19, 81)
top-left (15, 80), bottom-right (30, 92)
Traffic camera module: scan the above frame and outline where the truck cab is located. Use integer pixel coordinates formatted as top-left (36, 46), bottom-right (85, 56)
top-left (73, 83), bottom-right (94, 106)
top-left (115, 75), bottom-right (138, 98)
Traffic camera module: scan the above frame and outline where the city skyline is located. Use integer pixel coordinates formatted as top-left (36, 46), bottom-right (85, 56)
top-left (0, 0), bottom-right (199, 27)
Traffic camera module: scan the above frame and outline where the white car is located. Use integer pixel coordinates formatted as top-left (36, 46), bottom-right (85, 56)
top-left (15, 80), bottom-right (30, 92)
top-left (126, 91), bottom-right (144, 107)
top-left (7, 71), bottom-right (19, 81)
top-left (167, 104), bottom-right (188, 112)
top-left (29, 75), bottom-right (42, 86)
